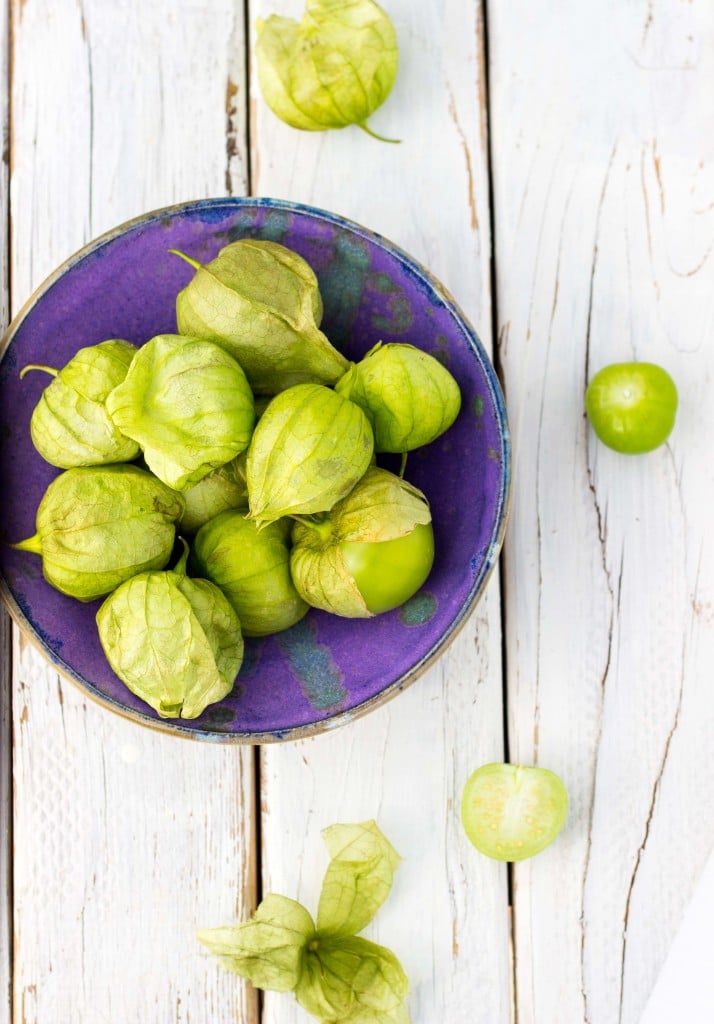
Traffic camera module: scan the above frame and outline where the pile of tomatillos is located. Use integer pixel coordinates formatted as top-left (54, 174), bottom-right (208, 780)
top-left (13, 239), bottom-right (462, 720)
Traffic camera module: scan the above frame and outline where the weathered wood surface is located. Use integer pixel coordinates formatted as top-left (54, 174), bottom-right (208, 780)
top-left (490, 1), bottom-right (714, 1021)
top-left (251, 2), bottom-right (511, 1023)
top-left (3, 0), bottom-right (714, 1022)
top-left (8, 2), bottom-right (256, 1022)
top-left (0, 3), bottom-right (10, 1020)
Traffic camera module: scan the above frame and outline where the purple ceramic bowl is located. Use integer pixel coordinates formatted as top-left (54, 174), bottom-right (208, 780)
top-left (0, 197), bottom-right (510, 741)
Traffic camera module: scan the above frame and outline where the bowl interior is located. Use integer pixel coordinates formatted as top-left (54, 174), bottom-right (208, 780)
top-left (0, 198), bottom-right (509, 740)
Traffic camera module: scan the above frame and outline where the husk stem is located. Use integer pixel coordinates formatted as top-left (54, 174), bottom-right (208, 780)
top-left (290, 513), bottom-right (333, 542)
top-left (168, 248), bottom-right (202, 271)
top-left (11, 533), bottom-right (43, 555)
top-left (19, 364), bottom-right (58, 380)
top-left (358, 122), bottom-right (400, 144)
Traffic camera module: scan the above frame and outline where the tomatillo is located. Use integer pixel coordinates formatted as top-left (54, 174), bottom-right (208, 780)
top-left (290, 467), bottom-right (434, 618)
top-left (461, 763), bottom-right (568, 861)
top-left (340, 523), bottom-right (434, 615)
top-left (585, 361), bottom-right (677, 454)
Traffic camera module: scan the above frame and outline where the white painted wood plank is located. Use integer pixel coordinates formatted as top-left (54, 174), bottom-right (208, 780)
top-left (10, 2), bottom-right (256, 1021)
top-left (0, 613), bottom-right (10, 1024)
top-left (640, 847), bottom-right (714, 1022)
top-left (0, 1), bottom-right (10, 1019)
top-left (489, 1), bottom-right (714, 1021)
top-left (250, 2), bottom-right (512, 1022)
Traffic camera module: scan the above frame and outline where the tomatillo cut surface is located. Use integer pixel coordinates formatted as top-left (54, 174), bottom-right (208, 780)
top-left (585, 361), bottom-right (677, 454)
top-left (461, 763), bottom-right (568, 861)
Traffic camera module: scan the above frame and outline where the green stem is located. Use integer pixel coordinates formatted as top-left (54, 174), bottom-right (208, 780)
top-left (168, 248), bottom-right (202, 270)
top-left (290, 513), bottom-right (332, 540)
top-left (174, 537), bottom-right (190, 576)
top-left (398, 452), bottom-right (408, 478)
top-left (11, 533), bottom-right (43, 555)
top-left (19, 364), bottom-right (58, 380)
top-left (358, 122), bottom-right (401, 144)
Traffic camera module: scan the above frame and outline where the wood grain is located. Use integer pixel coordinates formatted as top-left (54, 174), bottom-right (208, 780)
top-left (250, 2), bottom-right (513, 1022)
top-left (489, 0), bottom-right (714, 1020)
top-left (5, 0), bottom-right (712, 1020)
top-left (0, 1), bottom-right (10, 1019)
top-left (9, 2), bottom-right (256, 1020)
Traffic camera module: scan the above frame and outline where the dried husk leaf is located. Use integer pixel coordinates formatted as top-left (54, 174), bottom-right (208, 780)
top-left (197, 894), bottom-right (315, 993)
top-left (295, 935), bottom-right (409, 1023)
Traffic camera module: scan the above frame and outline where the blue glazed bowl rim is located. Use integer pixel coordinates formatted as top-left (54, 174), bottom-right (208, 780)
top-left (0, 195), bottom-right (512, 742)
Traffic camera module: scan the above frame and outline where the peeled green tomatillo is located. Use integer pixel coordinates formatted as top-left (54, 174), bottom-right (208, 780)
top-left (106, 334), bottom-right (255, 490)
top-left (246, 383), bottom-right (374, 525)
top-left (21, 339), bottom-right (140, 467)
top-left (290, 466), bottom-right (433, 617)
top-left (172, 239), bottom-right (348, 394)
top-left (335, 341), bottom-right (462, 452)
top-left (96, 542), bottom-right (243, 719)
top-left (585, 361), bottom-right (678, 454)
top-left (255, 0), bottom-right (399, 141)
top-left (192, 511), bottom-right (308, 636)
top-left (12, 465), bottom-right (184, 601)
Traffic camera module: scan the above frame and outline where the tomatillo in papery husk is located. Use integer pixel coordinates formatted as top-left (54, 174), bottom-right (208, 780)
top-left (105, 334), bottom-right (255, 491)
top-left (172, 239), bottom-right (348, 394)
top-left (177, 454), bottom-right (249, 536)
top-left (96, 542), bottom-right (243, 720)
top-left (192, 510), bottom-right (308, 636)
top-left (246, 383), bottom-right (374, 526)
top-left (12, 464), bottom-right (184, 602)
top-left (21, 338), bottom-right (140, 467)
top-left (334, 341), bottom-right (461, 452)
top-left (290, 466), bottom-right (434, 618)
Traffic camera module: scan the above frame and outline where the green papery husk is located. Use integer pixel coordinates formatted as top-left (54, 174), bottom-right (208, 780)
top-left (198, 819), bottom-right (409, 1021)
top-left (12, 465), bottom-right (184, 602)
top-left (246, 383), bottom-right (374, 525)
top-left (178, 453), bottom-right (248, 535)
top-left (291, 536), bottom-right (370, 618)
top-left (335, 342), bottom-right (462, 452)
top-left (173, 239), bottom-right (348, 395)
top-left (317, 821), bottom-right (402, 939)
top-left (290, 466), bottom-right (431, 617)
top-left (255, 0), bottom-right (399, 139)
top-left (96, 546), bottom-right (243, 719)
top-left (197, 894), bottom-right (315, 993)
top-left (295, 935), bottom-right (410, 1024)
top-left (192, 510), bottom-right (308, 637)
top-left (106, 333), bottom-right (255, 491)
top-left (23, 338), bottom-right (140, 467)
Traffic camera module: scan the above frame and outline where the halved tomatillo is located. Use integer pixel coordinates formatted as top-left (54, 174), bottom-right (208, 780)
top-left (461, 762), bottom-right (568, 861)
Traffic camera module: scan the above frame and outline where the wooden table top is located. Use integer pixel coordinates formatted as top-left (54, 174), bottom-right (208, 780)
top-left (2, 1), bottom-right (713, 1022)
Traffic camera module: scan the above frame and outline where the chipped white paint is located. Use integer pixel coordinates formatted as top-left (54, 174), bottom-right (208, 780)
top-left (0, 3), bottom-right (9, 1020)
top-left (3, 0), bottom-right (713, 1022)
top-left (8, 2), bottom-right (256, 1022)
top-left (251, 3), bottom-right (511, 1023)
top-left (490, 0), bottom-right (714, 1021)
